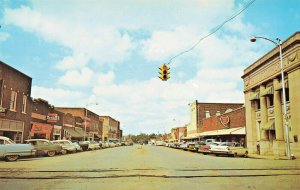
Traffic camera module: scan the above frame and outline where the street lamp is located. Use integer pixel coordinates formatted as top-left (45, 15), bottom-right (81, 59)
top-left (83, 102), bottom-right (99, 141)
top-left (250, 36), bottom-right (291, 159)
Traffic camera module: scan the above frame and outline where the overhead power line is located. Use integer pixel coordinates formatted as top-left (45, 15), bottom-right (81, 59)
top-left (167, 0), bottom-right (256, 65)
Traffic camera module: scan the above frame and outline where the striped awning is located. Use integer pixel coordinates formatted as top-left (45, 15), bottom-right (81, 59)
top-left (261, 120), bottom-right (275, 130)
top-left (260, 86), bottom-right (274, 97)
top-left (249, 92), bottom-right (260, 101)
top-left (274, 80), bottom-right (289, 91)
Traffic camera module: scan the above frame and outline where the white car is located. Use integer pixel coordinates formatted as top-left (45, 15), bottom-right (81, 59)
top-left (210, 142), bottom-right (248, 157)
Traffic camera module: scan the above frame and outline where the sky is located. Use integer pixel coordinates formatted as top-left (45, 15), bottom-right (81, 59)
top-left (0, 0), bottom-right (299, 135)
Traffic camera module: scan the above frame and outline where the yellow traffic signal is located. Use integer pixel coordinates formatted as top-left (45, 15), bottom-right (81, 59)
top-left (158, 64), bottom-right (170, 81)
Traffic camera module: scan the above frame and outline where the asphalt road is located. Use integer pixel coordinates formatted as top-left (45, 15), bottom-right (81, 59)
top-left (0, 145), bottom-right (300, 190)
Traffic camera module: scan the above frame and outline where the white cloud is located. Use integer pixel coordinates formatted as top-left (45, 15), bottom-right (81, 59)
top-left (58, 67), bottom-right (93, 87)
top-left (31, 86), bottom-right (84, 106)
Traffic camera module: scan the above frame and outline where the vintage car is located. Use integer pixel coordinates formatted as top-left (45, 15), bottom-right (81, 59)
top-left (25, 139), bottom-right (62, 157)
top-left (198, 142), bottom-right (221, 155)
top-left (210, 142), bottom-right (248, 157)
top-left (187, 141), bottom-right (205, 152)
top-left (52, 140), bottom-right (77, 153)
top-left (78, 141), bottom-right (90, 151)
top-left (0, 136), bottom-right (35, 162)
top-left (89, 141), bottom-right (101, 150)
top-left (72, 142), bottom-right (83, 152)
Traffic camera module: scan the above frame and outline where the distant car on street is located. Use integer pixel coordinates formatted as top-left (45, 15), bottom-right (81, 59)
top-left (0, 136), bottom-right (35, 162)
top-left (187, 141), bottom-right (205, 152)
top-left (25, 139), bottom-right (62, 157)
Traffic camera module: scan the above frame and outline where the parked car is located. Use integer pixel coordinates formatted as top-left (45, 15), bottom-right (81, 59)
top-left (72, 142), bottom-right (83, 152)
top-left (210, 142), bottom-right (248, 157)
top-left (179, 142), bottom-right (194, 150)
top-left (89, 141), bottom-right (101, 150)
top-left (78, 141), bottom-right (89, 151)
top-left (25, 139), bottom-right (62, 157)
top-left (198, 142), bottom-right (221, 155)
top-left (52, 140), bottom-right (77, 153)
top-left (0, 136), bottom-right (35, 162)
top-left (188, 141), bottom-right (205, 152)
top-left (102, 141), bottom-right (110, 148)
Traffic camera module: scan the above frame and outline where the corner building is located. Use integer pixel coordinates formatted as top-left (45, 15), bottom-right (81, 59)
top-left (242, 32), bottom-right (300, 157)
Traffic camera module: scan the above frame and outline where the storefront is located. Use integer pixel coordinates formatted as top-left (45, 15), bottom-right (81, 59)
top-left (30, 123), bottom-right (53, 140)
top-left (0, 118), bottom-right (24, 143)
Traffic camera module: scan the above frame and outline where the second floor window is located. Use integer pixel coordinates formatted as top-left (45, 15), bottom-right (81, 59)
top-left (10, 91), bottom-right (17, 111)
top-left (22, 95), bottom-right (27, 113)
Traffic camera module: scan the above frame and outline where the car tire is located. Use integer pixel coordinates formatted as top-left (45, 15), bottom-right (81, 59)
top-left (244, 151), bottom-right (248, 158)
top-left (47, 151), bottom-right (56, 157)
top-left (233, 153), bottom-right (238, 157)
top-left (5, 155), bottom-right (19, 162)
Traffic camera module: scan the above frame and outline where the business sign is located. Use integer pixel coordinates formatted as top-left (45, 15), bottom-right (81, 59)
top-left (220, 115), bottom-right (230, 128)
top-left (47, 113), bottom-right (59, 123)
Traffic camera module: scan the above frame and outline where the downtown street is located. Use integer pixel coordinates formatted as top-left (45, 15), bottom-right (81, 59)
top-left (0, 144), bottom-right (300, 190)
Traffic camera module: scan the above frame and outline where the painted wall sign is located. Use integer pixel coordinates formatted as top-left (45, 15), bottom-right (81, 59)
top-left (220, 115), bottom-right (230, 128)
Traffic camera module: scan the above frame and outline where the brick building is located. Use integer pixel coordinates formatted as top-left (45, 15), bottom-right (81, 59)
top-left (55, 107), bottom-right (102, 141)
top-left (0, 61), bottom-right (32, 142)
top-left (189, 101), bottom-right (244, 134)
top-left (170, 126), bottom-right (187, 142)
top-left (30, 98), bottom-right (64, 140)
top-left (99, 116), bottom-right (121, 142)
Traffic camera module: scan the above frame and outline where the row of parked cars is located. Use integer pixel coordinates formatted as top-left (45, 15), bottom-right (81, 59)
top-left (0, 136), bottom-right (129, 162)
top-left (162, 139), bottom-right (248, 157)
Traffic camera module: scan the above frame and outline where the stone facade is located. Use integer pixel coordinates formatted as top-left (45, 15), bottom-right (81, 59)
top-left (99, 116), bottom-right (121, 142)
top-left (242, 32), bottom-right (300, 157)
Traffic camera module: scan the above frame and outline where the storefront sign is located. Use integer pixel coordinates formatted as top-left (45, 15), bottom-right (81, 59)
top-left (81, 121), bottom-right (90, 127)
top-left (220, 116), bottom-right (230, 128)
top-left (47, 113), bottom-right (59, 123)
top-left (31, 123), bottom-right (53, 134)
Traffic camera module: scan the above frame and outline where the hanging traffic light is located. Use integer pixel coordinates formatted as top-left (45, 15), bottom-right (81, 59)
top-left (158, 64), bottom-right (170, 81)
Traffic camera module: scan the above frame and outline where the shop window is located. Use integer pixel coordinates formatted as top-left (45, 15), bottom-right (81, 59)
top-left (9, 91), bottom-right (17, 111)
top-left (22, 95), bottom-right (27, 113)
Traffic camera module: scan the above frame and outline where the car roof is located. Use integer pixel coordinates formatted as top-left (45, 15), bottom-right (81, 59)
top-left (25, 139), bottom-right (49, 142)
top-left (0, 136), bottom-right (11, 141)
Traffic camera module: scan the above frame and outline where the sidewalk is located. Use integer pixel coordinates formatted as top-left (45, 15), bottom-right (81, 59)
top-left (248, 154), bottom-right (294, 160)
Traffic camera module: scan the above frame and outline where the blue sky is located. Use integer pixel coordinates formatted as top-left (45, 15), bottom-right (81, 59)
top-left (0, 0), bottom-right (299, 135)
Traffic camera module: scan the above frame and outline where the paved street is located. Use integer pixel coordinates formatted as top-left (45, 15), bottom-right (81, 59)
top-left (1, 145), bottom-right (300, 190)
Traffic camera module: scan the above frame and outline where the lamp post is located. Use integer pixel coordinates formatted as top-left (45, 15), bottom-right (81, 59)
top-left (250, 36), bottom-right (291, 159)
top-left (83, 102), bottom-right (98, 141)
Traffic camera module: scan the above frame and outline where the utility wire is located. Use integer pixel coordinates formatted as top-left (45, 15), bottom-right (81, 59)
top-left (166, 0), bottom-right (256, 65)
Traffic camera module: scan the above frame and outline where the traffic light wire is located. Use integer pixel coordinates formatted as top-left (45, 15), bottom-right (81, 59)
top-left (166, 0), bottom-right (256, 65)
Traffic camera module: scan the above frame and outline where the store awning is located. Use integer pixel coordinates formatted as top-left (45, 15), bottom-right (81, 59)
top-left (261, 120), bottom-right (275, 130)
top-left (260, 86), bottom-right (274, 97)
top-left (182, 133), bottom-right (201, 140)
top-left (199, 127), bottom-right (245, 137)
top-left (274, 80), bottom-right (289, 91)
top-left (75, 128), bottom-right (86, 137)
top-left (249, 92), bottom-right (260, 101)
top-left (64, 128), bottom-right (82, 138)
